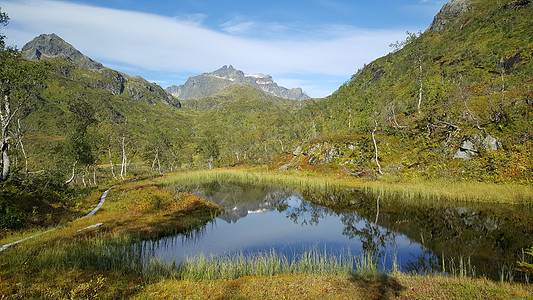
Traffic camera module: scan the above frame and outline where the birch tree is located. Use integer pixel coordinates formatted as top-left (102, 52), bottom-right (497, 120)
top-left (0, 10), bottom-right (41, 181)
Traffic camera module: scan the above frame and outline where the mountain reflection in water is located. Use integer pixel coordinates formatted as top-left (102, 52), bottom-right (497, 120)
top-left (139, 182), bottom-right (533, 281)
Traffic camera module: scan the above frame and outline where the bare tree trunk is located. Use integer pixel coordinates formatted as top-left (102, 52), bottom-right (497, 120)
top-left (17, 119), bottom-right (28, 174)
top-left (151, 149), bottom-right (158, 173)
top-left (108, 146), bottom-right (116, 179)
top-left (1, 93), bottom-right (11, 181)
top-left (1, 138), bottom-right (9, 181)
top-left (312, 119), bottom-right (317, 139)
top-left (348, 107), bottom-right (352, 130)
top-left (82, 172), bottom-right (86, 187)
top-left (0, 80), bottom-right (26, 181)
top-left (157, 152), bottom-right (161, 175)
top-left (417, 56), bottom-right (423, 114)
top-left (120, 135), bottom-right (126, 181)
top-left (372, 120), bottom-right (384, 175)
top-left (65, 161), bottom-right (77, 184)
top-left (279, 139), bottom-right (284, 152)
top-left (93, 165), bottom-right (97, 185)
top-left (501, 67), bottom-right (505, 103)
top-left (151, 148), bottom-right (161, 175)
top-left (208, 156), bottom-right (213, 169)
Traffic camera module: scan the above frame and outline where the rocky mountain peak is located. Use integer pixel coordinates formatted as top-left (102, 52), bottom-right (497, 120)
top-left (21, 33), bottom-right (104, 70)
top-left (428, 0), bottom-right (471, 31)
top-left (166, 66), bottom-right (310, 101)
top-left (210, 65), bottom-right (245, 81)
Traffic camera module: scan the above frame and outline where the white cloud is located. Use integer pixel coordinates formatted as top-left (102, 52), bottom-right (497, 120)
top-left (220, 17), bottom-right (256, 35)
top-left (3, 0), bottom-right (407, 97)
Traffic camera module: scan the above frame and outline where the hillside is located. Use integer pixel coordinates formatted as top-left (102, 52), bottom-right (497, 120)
top-left (1, 33), bottom-right (196, 185)
top-left (180, 84), bottom-right (302, 167)
top-left (1, 0), bottom-right (532, 185)
top-left (277, 0), bottom-right (532, 182)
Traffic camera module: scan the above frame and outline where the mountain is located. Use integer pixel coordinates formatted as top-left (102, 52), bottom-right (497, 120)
top-left (22, 33), bottom-right (104, 70)
top-left (11, 33), bottom-right (193, 178)
top-left (21, 33), bottom-right (180, 108)
top-left (166, 65), bottom-right (310, 101)
top-left (179, 84), bottom-right (298, 110)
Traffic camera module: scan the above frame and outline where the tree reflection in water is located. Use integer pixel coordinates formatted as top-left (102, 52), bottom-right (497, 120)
top-left (151, 182), bottom-right (533, 281)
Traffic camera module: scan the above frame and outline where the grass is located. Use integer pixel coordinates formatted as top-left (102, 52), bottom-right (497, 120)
top-left (0, 178), bottom-right (222, 299)
top-left (178, 248), bottom-right (368, 280)
top-left (130, 272), bottom-right (533, 299)
top-left (157, 167), bottom-right (533, 205)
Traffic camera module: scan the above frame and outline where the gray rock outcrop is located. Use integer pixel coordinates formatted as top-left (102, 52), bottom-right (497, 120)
top-left (454, 140), bottom-right (477, 160)
top-left (428, 0), bottom-right (471, 31)
top-left (454, 135), bottom-right (501, 160)
top-left (22, 33), bottom-right (104, 70)
top-left (482, 135), bottom-right (501, 152)
top-left (166, 65), bottom-right (310, 101)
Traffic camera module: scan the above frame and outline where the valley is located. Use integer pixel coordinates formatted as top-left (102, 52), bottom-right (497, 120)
top-left (0, 0), bottom-right (532, 298)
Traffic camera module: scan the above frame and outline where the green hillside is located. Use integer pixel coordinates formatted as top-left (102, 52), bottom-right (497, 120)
top-left (180, 84), bottom-right (301, 168)
top-left (282, 0), bottom-right (532, 182)
top-left (1, 0), bottom-right (532, 188)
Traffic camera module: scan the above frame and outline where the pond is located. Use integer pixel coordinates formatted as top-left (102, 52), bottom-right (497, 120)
top-left (140, 182), bottom-right (533, 281)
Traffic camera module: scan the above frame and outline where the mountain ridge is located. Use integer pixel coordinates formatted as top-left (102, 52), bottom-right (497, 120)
top-left (166, 65), bottom-right (310, 101)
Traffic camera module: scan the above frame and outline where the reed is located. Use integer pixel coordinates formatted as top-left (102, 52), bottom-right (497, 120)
top-left (158, 169), bottom-right (341, 195)
top-left (177, 248), bottom-right (375, 280)
top-left (440, 255), bottom-right (477, 279)
top-left (157, 168), bottom-right (533, 205)
top-left (6, 237), bottom-right (387, 281)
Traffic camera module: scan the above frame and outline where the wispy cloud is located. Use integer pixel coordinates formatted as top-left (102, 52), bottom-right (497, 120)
top-left (3, 0), bottom-right (407, 97)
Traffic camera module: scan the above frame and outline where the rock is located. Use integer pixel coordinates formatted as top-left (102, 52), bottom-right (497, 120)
top-left (293, 146), bottom-right (303, 156)
top-left (428, 0), bottom-right (471, 31)
top-left (453, 140), bottom-right (477, 160)
top-left (503, 0), bottom-right (532, 10)
top-left (482, 135), bottom-right (501, 152)
top-left (279, 164), bottom-right (290, 170)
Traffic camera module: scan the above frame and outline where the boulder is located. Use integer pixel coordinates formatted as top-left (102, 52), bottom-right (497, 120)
top-left (293, 146), bottom-right (302, 156)
top-left (453, 140), bottom-right (477, 160)
top-left (482, 135), bottom-right (501, 152)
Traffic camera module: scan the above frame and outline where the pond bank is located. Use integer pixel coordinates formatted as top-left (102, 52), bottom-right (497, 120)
top-left (158, 167), bottom-right (533, 205)
top-left (1, 169), bottom-right (531, 299)
top-left (132, 273), bottom-right (532, 299)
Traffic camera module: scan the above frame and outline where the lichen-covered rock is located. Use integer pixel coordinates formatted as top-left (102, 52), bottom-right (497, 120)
top-left (482, 135), bottom-right (501, 152)
top-left (454, 140), bottom-right (477, 160)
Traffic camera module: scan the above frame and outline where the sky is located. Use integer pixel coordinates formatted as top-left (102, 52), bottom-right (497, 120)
top-left (1, 0), bottom-right (446, 98)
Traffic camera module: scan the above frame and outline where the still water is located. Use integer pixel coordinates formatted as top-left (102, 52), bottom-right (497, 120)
top-left (141, 182), bottom-right (533, 280)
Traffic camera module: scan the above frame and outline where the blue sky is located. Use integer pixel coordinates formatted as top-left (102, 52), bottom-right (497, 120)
top-left (2, 0), bottom-right (446, 97)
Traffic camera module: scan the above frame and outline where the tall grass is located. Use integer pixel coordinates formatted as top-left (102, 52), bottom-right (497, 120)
top-left (179, 248), bottom-right (363, 280)
top-left (5, 236), bottom-right (386, 281)
top-left (159, 169), bottom-right (341, 195)
top-left (158, 168), bottom-right (533, 205)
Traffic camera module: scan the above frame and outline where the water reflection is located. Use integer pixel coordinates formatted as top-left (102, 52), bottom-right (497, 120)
top-left (137, 182), bottom-right (533, 281)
